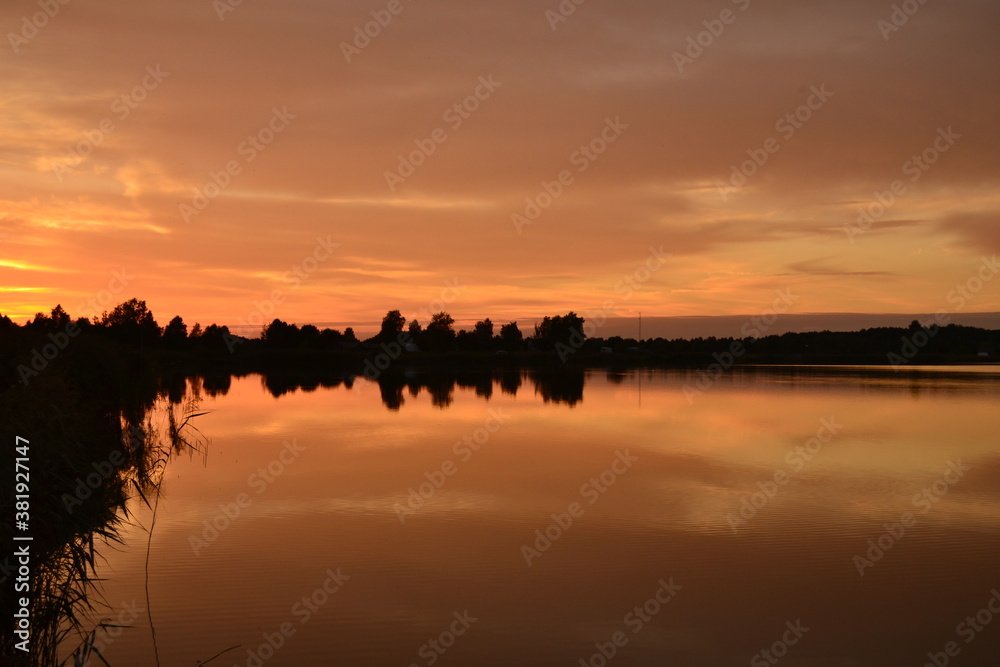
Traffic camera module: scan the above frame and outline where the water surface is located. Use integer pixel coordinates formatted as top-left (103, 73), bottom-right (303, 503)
top-left (75, 367), bottom-right (1000, 666)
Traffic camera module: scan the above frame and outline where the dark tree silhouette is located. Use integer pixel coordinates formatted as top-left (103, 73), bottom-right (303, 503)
top-left (162, 315), bottom-right (188, 348)
top-left (379, 310), bottom-right (406, 340)
top-left (50, 304), bottom-right (70, 329)
top-left (424, 311), bottom-right (456, 351)
top-left (262, 319), bottom-right (299, 348)
top-left (500, 321), bottom-right (523, 350)
top-left (100, 298), bottom-right (160, 346)
top-left (533, 312), bottom-right (585, 351)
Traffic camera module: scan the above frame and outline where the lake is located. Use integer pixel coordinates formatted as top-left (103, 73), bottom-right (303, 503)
top-left (65, 366), bottom-right (1000, 666)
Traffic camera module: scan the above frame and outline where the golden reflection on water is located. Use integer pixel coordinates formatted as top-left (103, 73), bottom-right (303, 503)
top-left (85, 368), bottom-right (1000, 666)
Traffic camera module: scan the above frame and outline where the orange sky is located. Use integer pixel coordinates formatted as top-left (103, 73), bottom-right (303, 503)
top-left (1, 0), bottom-right (998, 336)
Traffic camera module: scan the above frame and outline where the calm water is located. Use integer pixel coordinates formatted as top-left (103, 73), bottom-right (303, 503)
top-left (68, 367), bottom-right (1000, 666)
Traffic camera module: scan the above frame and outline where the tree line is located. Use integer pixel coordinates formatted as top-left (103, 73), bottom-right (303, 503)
top-left (4, 298), bottom-right (998, 368)
top-left (0, 299), bottom-right (590, 355)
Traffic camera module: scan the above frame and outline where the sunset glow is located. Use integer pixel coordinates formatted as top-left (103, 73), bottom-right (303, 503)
top-left (2, 0), bottom-right (998, 334)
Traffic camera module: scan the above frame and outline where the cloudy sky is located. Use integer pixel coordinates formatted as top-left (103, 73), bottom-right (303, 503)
top-left (1, 0), bottom-right (998, 336)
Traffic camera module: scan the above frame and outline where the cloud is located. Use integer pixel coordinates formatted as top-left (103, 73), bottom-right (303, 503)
top-left (937, 212), bottom-right (1000, 253)
top-left (1, 0), bottom-right (998, 324)
top-left (782, 258), bottom-right (893, 277)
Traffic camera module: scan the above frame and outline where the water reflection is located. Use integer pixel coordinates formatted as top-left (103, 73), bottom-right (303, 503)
top-left (0, 369), bottom-right (204, 666)
top-left (20, 364), bottom-right (1000, 666)
top-left (203, 365), bottom-right (1000, 411)
top-left (247, 367), bottom-right (588, 409)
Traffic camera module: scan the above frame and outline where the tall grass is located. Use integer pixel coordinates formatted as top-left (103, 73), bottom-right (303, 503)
top-left (1, 339), bottom-right (206, 666)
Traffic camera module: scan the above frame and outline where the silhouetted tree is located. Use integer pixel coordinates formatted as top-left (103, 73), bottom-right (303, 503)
top-left (199, 323), bottom-right (238, 352)
top-left (474, 318), bottom-right (493, 345)
top-left (458, 318), bottom-right (495, 351)
top-left (500, 321), bottom-right (523, 350)
top-left (533, 312), bottom-right (585, 352)
top-left (26, 309), bottom-right (61, 330)
top-left (262, 319), bottom-right (299, 348)
top-left (319, 327), bottom-right (344, 349)
top-left (50, 304), bottom-right (70, 329)
top-left (424, 311), bottom-right (456, 351)
top-left (407, 319), bottom-right (424, 349)
top-left (100, 298), bottom-right (160, 346)
top-left (300, 324), bottom-right (320, 348)
top-left (162, 315), bottom-right (187, 347)
top-left (379, 310), bottom-right (405, 340)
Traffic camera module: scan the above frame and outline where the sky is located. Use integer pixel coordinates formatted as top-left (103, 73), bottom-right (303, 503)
top-left (1, 0), bottom-right (999, 338)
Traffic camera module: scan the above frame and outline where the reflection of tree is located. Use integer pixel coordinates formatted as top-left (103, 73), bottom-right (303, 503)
top-left (530, 368), bottom-right (585, 406)
top-left (456, 371), bottom-right (493, 400)
top-left (262, 372), bottom-right (295, 398)
top-left (0, 345), bottom-right (206, 666)
top-left (425, 374), bottom-right (455, 408)
top-left (202, 373), bottom-right (232, 397)
top-left (379, 378), bottom-right (406, 411)
top-left (498, 369), bottom-right (522, 397)
top-left (253, 368), bottom-right (587, 410)
top-left (258, 372), bottom-right (350, 399)
top-left (606, 370), bottom-right (627, 385)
